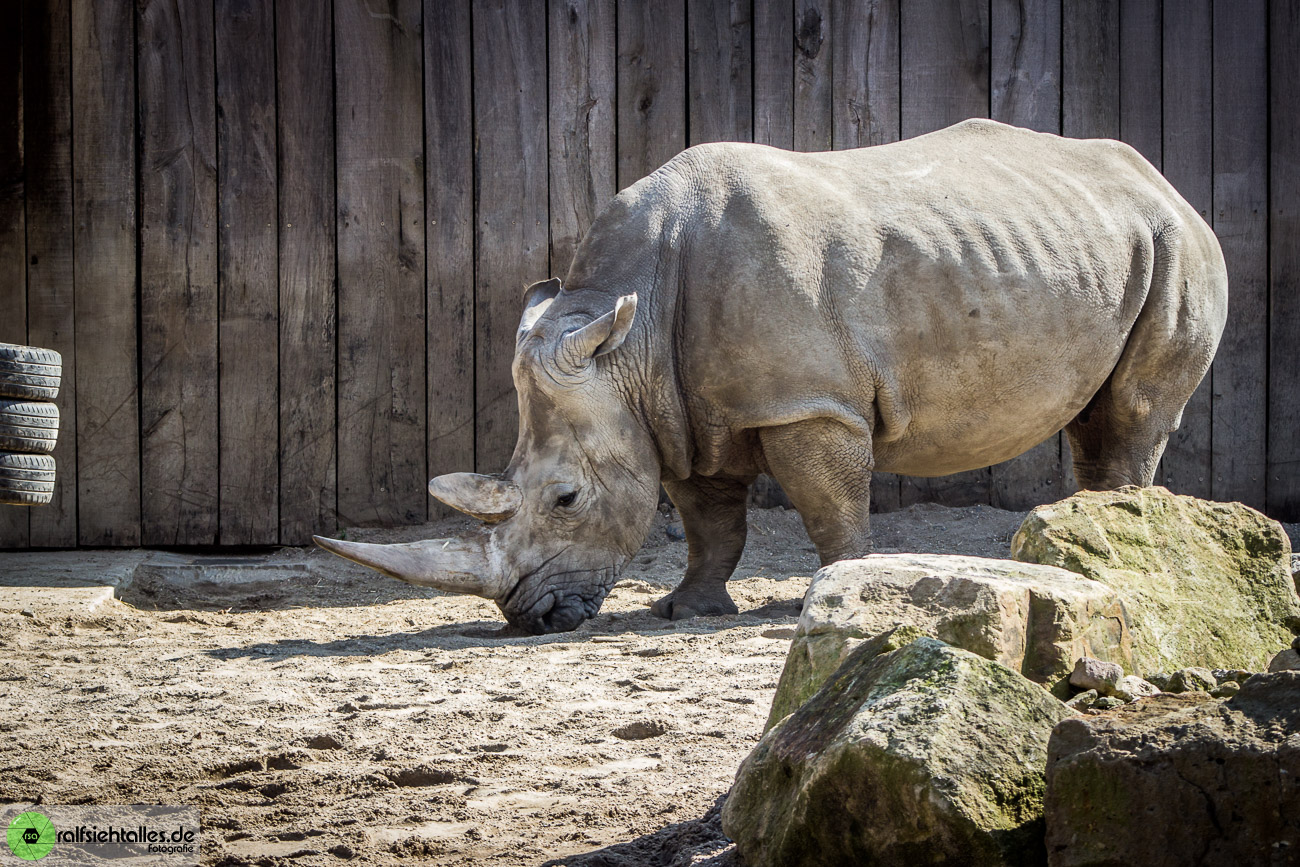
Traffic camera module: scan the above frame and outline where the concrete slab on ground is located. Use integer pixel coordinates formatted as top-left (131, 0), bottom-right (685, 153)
top-left (0, 585), bottom-right (117, 617)
top-left (0, 550), bottom-right (149, 589)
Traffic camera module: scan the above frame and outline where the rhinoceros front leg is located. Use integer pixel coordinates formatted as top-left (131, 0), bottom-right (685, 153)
top-left (759, 417), bottom-right (873, 565)
top-left (651, 474), bottom-right (750, 621)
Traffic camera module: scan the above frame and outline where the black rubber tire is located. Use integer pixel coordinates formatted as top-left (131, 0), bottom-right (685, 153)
top-left (0, 453), bottom-right (55, 506)
top-left (0, 400), bottom-right (59, 454)
top-left (0, 343), bottom-right (62, 401)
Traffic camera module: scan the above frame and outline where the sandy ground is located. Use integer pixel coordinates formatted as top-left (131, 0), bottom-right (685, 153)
top-left (0, 504), bottom-right (1293, 866)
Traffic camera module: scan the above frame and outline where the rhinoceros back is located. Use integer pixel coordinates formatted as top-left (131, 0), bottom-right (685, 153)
top-left (570, 119), bottom-right (1226, 479)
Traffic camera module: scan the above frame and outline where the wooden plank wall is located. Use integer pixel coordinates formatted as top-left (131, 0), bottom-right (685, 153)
top-left (0, 0), bottom-right (1293, 550)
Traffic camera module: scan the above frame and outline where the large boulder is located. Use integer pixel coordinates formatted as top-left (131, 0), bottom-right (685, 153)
top-left (1045, 671), bottom-right (1300, 866)
top-left (767, 554), bottom-right (1130, 728)
top-left (724, 636), bottom-right (1077, 867)
top-left (1012, 486), bottom-right (1299, 674)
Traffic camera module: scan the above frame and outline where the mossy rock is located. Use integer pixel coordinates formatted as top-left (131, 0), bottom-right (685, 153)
top-left (766, 555), bottom-right (1131, 730)
top-left (1011, 486), bottom-right (1299, 674)
top-left (724, 637), bottom-right (1076, 867)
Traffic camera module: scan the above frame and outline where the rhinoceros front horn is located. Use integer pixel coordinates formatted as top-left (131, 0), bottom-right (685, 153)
top-left (311, 532), bottom-right (507, 599)
top-left (428, 472), bottom-right (522, 523)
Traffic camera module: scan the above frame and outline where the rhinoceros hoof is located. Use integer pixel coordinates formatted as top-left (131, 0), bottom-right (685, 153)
top-left (650, 588), bottom-right (740, 621)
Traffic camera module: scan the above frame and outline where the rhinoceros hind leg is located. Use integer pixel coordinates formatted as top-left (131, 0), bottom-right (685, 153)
top-left (1065, 380), bottom-right (1173, 490)
top-left (651, 474), bottom-right (750, 620)
top-left (759, 417), bottom-right (873, 565)
top-left (1067, 244), bottom-right (1222, 490)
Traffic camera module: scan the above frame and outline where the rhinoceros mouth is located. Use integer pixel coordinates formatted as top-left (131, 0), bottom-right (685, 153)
top-left (499, 565), bottom-right (619, 634)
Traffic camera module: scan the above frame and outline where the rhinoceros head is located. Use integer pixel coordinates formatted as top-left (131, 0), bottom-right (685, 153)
top-left (315, 279), bottom-right (662, 633)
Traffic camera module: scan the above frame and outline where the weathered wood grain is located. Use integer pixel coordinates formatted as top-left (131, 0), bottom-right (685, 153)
top-left (794, 0), bottom-right (832, 152)
top-left (688, 0), bottom-right (753, 145)
top-left (24, 0), bottom-right (76, 546)
top-left (473, 0), bottom-right (548, 472)
top-left (1270, 0), bottom-right (1300, 521)
top-left (0, 2), bottom-right (27, 547)
top-left (277, 0), bottom-right (337, 544)
top-left (832, 0), bottom-right (899, 150)
top-left (424, 0), bottom-right (474, 519)
top-left (137, 0), bottom-right (219, 545)
top-left (899, 0), bottom-right (991, 508)
top-left (1210, 0), bottom-right (1267, 510)
top-left (829, 0), bottom-right (901, 511)
top-left (991, 0), bottom-right (1059, 132)
top-left (1158, 0), bottom-right (1213, 498)
top-left (217, 0), bottom-right (278, 544)
top-left (335, 0), bottom-right (426, 526)
top-left (1062, 0), bottom-right (1119, 140)
top-left (753, 0), bottom-right (793, 150)
top-left (900, 0), bottom-right (988, 139)
top-left (617, 0), bottom-right (686, 187)
top-left (1119, 0), bottom-right (1161, 166)
top-left (549, 0), bottom-right (616, 278)
top-left (71, 0), bottom-right (139, 547)
top-left (988, 0), bottom-right (1064, 511)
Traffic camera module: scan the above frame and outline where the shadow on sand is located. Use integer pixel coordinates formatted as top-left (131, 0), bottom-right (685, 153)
top-left (541, 795), bottom-right (736, 867)
top-left (202, 597), bottom-right (803, 660)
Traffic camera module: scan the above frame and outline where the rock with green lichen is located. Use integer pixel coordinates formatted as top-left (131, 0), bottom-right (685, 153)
top-left (1167, 666), bottom-right (1217, 693)
top-left (1064, 689), bottom-right (1098, 711)
top-left (766, 554), bottom-right (1131, 730)
top-left (1046, 673), bottom-right (1300, 866)
top-left (724, 636), bottom-right (1076, 867)
top-left (1012, 486), bottom-right (1299, 674)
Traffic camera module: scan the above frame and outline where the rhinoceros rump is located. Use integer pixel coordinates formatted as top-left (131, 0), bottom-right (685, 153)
top-left (315, 119), bottom-right (1228, 634)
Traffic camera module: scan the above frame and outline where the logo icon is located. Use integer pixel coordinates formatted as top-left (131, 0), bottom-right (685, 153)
top-left (6, 813), bottom-right (55, 860)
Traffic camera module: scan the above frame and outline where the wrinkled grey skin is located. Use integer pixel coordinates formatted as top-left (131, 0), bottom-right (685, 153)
top-left (317, 119), bottom-right (1228, 634)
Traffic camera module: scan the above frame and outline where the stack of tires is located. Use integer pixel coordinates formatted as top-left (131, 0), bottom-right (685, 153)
top-left (0, 343), bottom-right (61, 507)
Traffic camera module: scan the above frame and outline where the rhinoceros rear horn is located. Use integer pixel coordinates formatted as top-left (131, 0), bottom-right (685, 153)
top-left (428, 472), bottom-right (522, 523)
top-left (312, 533), bottom-right (506, 598)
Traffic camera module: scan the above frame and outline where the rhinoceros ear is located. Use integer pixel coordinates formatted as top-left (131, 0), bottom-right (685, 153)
top-left (519, 278), bottom-right (563, 337)
top-left (558, 293), bottom-right (637, 367)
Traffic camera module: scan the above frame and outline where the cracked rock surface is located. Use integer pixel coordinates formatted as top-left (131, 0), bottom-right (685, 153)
top-left (1045, 671), bottom-right (1300, 866)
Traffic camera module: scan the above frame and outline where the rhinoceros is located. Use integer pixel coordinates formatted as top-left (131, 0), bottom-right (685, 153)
top-left (315, 119), bottom-right (1227, 634)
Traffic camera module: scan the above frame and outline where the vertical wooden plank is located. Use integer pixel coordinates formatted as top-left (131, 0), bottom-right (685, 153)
top-left (794, 0), bottom-right (831, 152)
top-left (0, 1), bottom-right (27, 548)
top-left (831, 0), bottom-right (901, 511)
top-left (1270, 0), bottom-right (1300, 521)
top-left (1210, 0), bottom-right (1267, 509)
top-left (277, 0), bottom-right (336, 543)
top-left (617, 0), bottom-right (687, 187)
top-left (898, 0), bottom-right (991, 507)
top-left (832, 0), bottom-right (900, 150)
top-left (335, 0), bottom-right (426, 525)
top-left (424, 0), bottom-right (473, 516)
top-left (988, 0), bottom-right (1064, 510)
top-left (73, 0), bottom-right (139, 546)
top-left (753, 0), bottom-right (793, 150)
top-left (900, 0), bottom-right (988, 139)
top-left (216, 0), bottom-right (278, 543)
top-left (548, 0), bottom-right (616, 278)
top-left (473, 0), bottom-right (548, 472)
top-left (1159, 0), bottom-right (1212, 498)
top-left (990, 0), bottom-right (1059, 132)
top-left (1119, 0), bottom-right (1161, 166)
top-left (138, 0), bottom-right (219, 545)
top-left (1060, 0), bottom-right (1119, 502)
top-left (688, 0), bottom-right (753, 145)
top-left (24, 0), bottom-right (76, 547)
top-left (1062, 0), bottom-right (1119, 140)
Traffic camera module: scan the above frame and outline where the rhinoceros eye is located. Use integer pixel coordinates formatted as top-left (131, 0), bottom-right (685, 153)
top-left (555, 490), bottom-right (578, 509)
